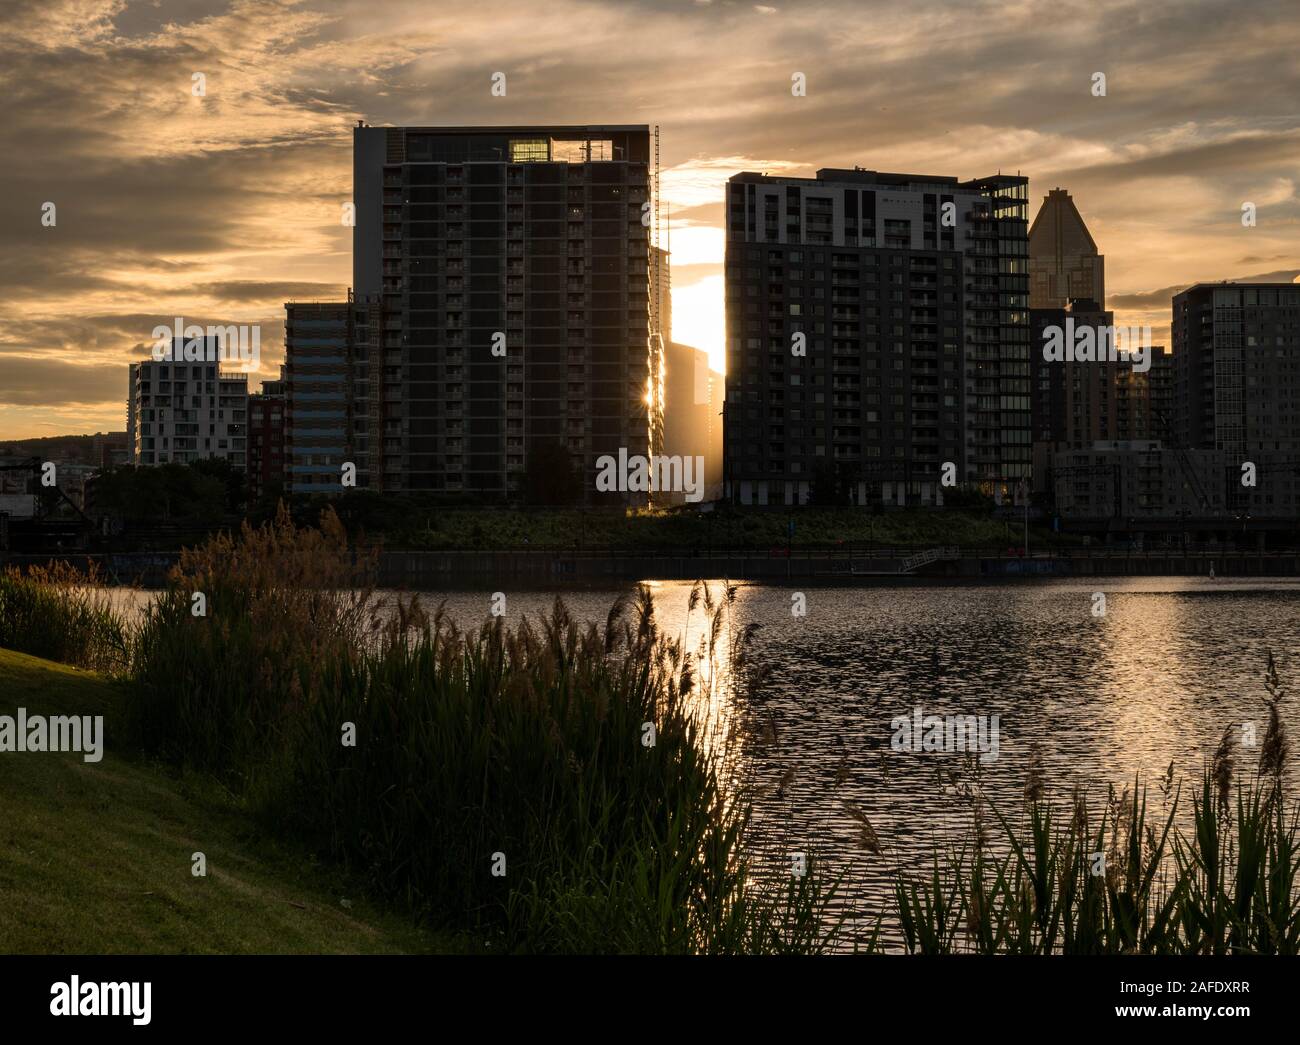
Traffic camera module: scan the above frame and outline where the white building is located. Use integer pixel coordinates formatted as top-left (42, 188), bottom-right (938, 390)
top-left (128, 339), bottom-right (248, 468)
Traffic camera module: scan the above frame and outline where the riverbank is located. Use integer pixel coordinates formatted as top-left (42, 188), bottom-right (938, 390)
top-left (4, 547), bottom-right (1298, 587)
top-left (2, 519), bottom-right (840, 954)
top-left (7, 511), bottom-right (1300, 955)
top-left (376, 547), bottom-right (1299, 584)
top-left (0, 648), bottom-right (453, 954)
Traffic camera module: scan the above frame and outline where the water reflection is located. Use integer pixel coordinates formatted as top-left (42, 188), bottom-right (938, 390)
top-left (397, 578), bottom-right (1300, 949)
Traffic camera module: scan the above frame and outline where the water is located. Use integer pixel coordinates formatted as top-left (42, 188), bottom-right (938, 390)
top-left (110, 577), bottom-right (1300, 948)
top-left (391, 577), bottom-right (1300, 948)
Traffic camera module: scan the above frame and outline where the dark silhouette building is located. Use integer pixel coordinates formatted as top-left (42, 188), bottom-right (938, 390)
top-left (723, 167), bottom-right (1030, 506)
top-left (248, 372), bottom-right (286, 503)
top-left (1029, 187), bottom-right (1105, 309)
top-left (349, 124), bottom-right (657, 502)
top-left (1173, 282), bottom-right (1300, 456)
top-left (283, 300), bottom-right (369, 494)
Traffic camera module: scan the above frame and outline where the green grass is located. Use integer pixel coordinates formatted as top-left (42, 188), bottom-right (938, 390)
top-left (0, 647), bottom-right (459, 954)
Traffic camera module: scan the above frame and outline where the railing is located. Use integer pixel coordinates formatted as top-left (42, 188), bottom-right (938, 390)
top-left (898, 546), bottom-right (961, 573)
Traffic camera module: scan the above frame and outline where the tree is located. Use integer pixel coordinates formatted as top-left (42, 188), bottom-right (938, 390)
top-left (190, 457), bottom-right (247, 514)
top-left (91, 462), bottom-right (228, 520)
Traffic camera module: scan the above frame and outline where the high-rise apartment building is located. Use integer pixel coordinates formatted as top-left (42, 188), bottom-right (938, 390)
top-left (350, 124), bottom-right (656, 502)
top-left (661, 340), bottom-right (712, 505)
top-left (706, 368), bottom-right (724, 498)
top-left (1029, 188), bottom-right (1105, 309)
top-left (283, 300), bottom-right (377, 494)
top-left (723, 167), bottom-right (1029, 507)
top-left (127, 341), bottom-right (248, 468)
top-left (1173, 282), bottom-right (1300, 457)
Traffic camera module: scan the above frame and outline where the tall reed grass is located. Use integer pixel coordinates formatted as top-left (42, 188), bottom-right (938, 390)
top-left (124, 507), bottom-right (840, 952)
top-left (0, 562), bottom-right (133, 673)
top-left (892, 702), bottom-right (1298, 953)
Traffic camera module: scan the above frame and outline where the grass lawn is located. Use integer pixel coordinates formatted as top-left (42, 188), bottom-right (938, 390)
top-left (0, 648), bottom-right (461, 954)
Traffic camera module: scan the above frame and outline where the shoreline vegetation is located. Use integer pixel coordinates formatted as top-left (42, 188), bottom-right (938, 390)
top-left (2, 507), bottom-right (1297, 954)
top-left (315, 497), bottom-right (1045, 553)
top-left (15, 460), bottom-right (1075, 554)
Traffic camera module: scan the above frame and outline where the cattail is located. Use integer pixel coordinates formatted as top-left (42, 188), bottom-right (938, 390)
top-left (1023, 744), bottom-right (1045, 809)
top-left (763, 710), bottom-right (779, 748)
top-left (1158, 760), bottom-right (1175, 804)
top-left (1258, 702), bottom-right (1288, 782)
top-left (857, 824), bottom-right (883, 856)
top-left (1070, 785), bottom-right (1088, 838)
top-left (972, 794), bottom-right (990, 854)
top-left (833, 757), bottom-right (850, 788)
top-left (1211, 724), bottom-right (1235, 810)
top-left (1258, 650), bottom-right (1289, 784)
top-left (844, 804), bottom-right (883, 855)
top-left (966, 888), bottom-right (985, 943)
top-left (1144, 824), bottom-right (1159, 867)
top-left (634, 584), bottom-right (656, 645)
top-left (603, 590), bottom-right (631, 652)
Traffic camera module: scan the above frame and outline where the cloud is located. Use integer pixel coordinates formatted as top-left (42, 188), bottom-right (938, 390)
top-left (0, 357), bottom-right (127, 408)
top-left (193, 281), bottom-right (349, 303)
top-left (2, 0), bottom-right (1298, 436)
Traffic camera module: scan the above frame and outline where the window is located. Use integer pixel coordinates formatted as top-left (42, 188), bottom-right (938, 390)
top-left (509, 139), bottom-right (548, 163)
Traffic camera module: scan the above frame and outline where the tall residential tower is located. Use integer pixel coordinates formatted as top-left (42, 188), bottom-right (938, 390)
top-left (1174, 282), bottom-right (1300, 456)
top-left (349, 124), bottom-right (657, 501)
top-left (723, 167), bottom-right (1030, 506)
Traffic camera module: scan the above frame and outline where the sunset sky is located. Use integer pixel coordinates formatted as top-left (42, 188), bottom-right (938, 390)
top-left (1, 0), bottom-right (1297, 440)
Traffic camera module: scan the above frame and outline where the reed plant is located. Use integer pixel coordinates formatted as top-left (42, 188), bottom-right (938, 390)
top-left (892, 671), bottom-right (1299, 954)
top-left (0, 561), bottom-right (133, 673)
top-left (124, 508), bottom-right (840, 952)
top-left (126, 504), bottom-right (377, 769)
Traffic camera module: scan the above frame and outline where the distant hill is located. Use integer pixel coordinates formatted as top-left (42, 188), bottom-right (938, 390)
top-left (0, 433), bottom-right (125, 463)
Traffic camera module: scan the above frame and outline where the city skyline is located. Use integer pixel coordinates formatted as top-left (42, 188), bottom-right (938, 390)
top-left (2, 0), bottom-right (1299, 440)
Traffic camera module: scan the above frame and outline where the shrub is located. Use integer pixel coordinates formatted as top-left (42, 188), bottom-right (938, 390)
top-left (0, 562), bottom-right (133, 673)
